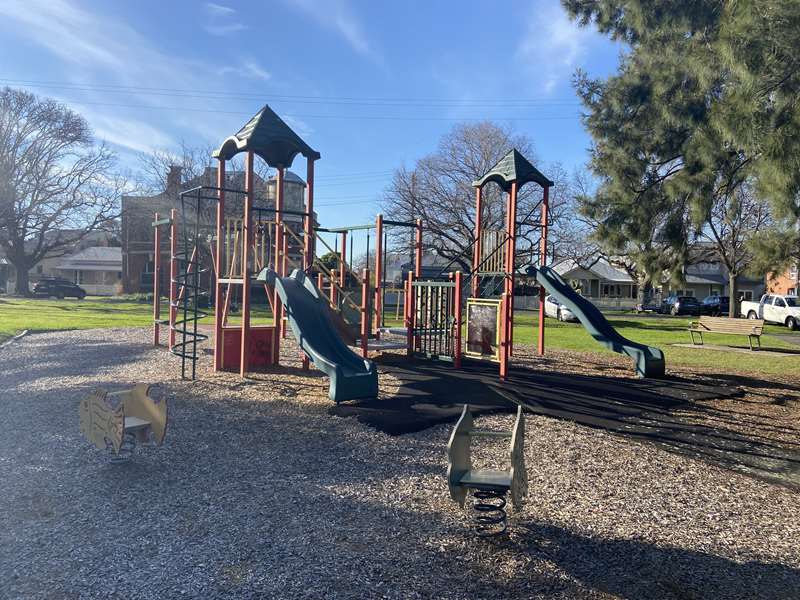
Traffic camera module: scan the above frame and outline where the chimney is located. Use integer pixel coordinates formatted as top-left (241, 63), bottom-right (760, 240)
top-left (167, 165), bottom-right (182, 195)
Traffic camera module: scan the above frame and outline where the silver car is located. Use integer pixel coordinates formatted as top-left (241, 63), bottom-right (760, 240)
top-left (544, 295), bottom-right (577, 322)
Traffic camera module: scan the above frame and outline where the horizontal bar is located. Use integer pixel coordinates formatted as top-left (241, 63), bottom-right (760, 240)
top-left (382, 219), bottom-right (418, 228)
top-left (253, 206), bottom-right (311, 218)
top-left (316, 223), bottom-right (375, 233)
top-left (180, 184), bottom-right (247, 196)
top-left (152, 217), bottom-right (172, 227)
top-left (412, 281), bottom-right (456, 288)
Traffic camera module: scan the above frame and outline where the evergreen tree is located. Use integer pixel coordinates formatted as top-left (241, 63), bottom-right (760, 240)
top-left (563, 0), bottom-right (797, 312)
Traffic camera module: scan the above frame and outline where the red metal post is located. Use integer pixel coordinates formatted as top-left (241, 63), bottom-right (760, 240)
top-left (153, 212), bottom-right (161, 346)
top-left (340, 230), bottom-right (348, 290)
top-left (405, 271), bottom-right (414, 357)
top-left (240, 151), bottom-right (254, 376)
top-left (454, 270), bottom-right (463, 368)
top-left (304, 159), bottom-right (315, 271)
top-left (282, 233), bottom-right (288, 339)
top-left (272, 167), bottom-right (285, 366)
top-left (507, 182), bottom-right (518, 357)
top-left (499, 292), bottom-right (508, 379)
top-left (472, 186), bottom-right (483, 297)
top-left (169, 208), bottom-right (177, 349)
top-left (414, 218), bottom-right (423, 278)
top-left (330, 269), bottom-right (338, 306)
top-left (538, 185), bottom-right (550, 356)
top-left (374, 214), bottom-right (384, 336)
top-left (213, 160), bottom-right (226, 371)
top-left (361, 268), bottom-right (370, 358)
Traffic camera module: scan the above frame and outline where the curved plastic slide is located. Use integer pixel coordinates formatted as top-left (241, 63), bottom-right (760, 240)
top-left (257, 268), bottom-right (379, 402)
top-left (529, 266), bottom-right (665, 378)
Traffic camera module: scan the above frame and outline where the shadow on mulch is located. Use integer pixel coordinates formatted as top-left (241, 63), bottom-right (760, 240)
top-left (331, 355), bottom-right (800, 490)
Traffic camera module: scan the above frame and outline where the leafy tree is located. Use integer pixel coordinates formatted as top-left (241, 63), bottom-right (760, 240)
top-left (318, 251), bottom-right (341, 273)
top-left (0, 88), bottom-right (127, 294)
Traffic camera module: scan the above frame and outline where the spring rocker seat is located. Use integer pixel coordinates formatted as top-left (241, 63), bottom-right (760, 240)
top-left (79, 384), bottom-right (168, 461)
top-left (447, 404), bottom-right (527, 534)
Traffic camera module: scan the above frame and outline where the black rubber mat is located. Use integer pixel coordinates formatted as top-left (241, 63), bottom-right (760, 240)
top-left (329, 356), bottom-right (800, 489)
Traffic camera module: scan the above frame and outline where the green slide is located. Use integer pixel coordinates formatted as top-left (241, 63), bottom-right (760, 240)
top-left (257, 268), bottom-right (379, 403)
top-left (529, 266), bottom-right (666, 378)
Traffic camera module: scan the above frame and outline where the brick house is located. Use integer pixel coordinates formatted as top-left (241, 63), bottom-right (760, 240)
top-left (767, 262), bottom-right (799, 296)
top-left (121, 166), bottom-right (308, 294)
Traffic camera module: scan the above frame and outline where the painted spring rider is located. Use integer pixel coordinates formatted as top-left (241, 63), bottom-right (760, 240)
top-left (79, 384), bottom-right (168, 461)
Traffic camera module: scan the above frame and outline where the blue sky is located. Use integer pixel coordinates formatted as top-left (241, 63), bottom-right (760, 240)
top-left (0, 0), bottom-right (622, 231)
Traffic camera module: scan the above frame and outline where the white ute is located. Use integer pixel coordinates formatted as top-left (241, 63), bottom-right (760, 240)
top-left (740, 294), bottom-right (800, 330)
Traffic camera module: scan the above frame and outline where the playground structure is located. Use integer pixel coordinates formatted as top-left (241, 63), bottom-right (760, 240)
top-left (151, 105), bottom-right (664, 396)
top-left (78, 384), bottom-right (168, 461)
top-left (447, 404), bottom-right (527, 535)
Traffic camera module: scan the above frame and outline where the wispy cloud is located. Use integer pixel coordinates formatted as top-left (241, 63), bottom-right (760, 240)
top-left (203, 2), bottom-right (246, 36)
top-left (219, 59), bottom-right (271, 82)
top-left (516, 1), bottom-right (593, 93)
top-left (284, 0), bottom-right (380, 63)
top-left (0, 0), bottom-right (247, 156)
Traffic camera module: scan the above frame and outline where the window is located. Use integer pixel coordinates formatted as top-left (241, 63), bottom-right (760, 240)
top-left (743, 291), bottom-right (753, 301)
top-left (785, 296), bottom-right (797, 307)
top-left (36, 265), bottom-right (43, 274)
top-left (774, 297), bottom-right (786, 308)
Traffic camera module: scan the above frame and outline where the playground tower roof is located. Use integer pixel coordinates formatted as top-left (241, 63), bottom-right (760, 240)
top-left (472, 148), bottom-right (553, 191)
top-left (213, 104), bottom-right (321, 168)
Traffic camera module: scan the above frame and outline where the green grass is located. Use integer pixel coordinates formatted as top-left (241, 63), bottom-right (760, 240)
top-left (510, 312), bottom-right (800, 377)
top-left (2, 296), bottom-right (798, 377)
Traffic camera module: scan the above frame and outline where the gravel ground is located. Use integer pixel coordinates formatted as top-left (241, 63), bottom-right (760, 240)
top-left (1, 327), bottom-right (799, 600)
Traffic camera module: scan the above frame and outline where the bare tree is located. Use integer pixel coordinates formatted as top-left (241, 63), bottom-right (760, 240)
top-left (697, 182), bottom-right (772, 316)
top-left (382, 122), bottom-right (546, 273)
top-left (0, 88), bottom-right (127, 294)
top-left (137, 140), bottom-right (273, 194)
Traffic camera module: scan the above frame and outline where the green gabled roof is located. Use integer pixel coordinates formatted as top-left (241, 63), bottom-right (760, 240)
top-left (472, 149), bottom-right (553, 191)
top-left (213, 105), bottom-right (320, 168)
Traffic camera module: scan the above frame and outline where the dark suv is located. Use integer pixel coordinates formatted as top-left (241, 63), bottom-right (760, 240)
top-left (701, 295), bottom-right (730, 316)
top-left (32, 277), bottom-right (86, 299)
top-left (659, 295), bottom-right (700, 316)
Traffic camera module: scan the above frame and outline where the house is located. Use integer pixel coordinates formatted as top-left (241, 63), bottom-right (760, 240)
top-left (767, 261), bottom-right (799, 296)
top-left (554, 258), bottom-right (639, 309)
top-left (0, 230), bottom-right (118, 295)
top-left (121, 165), bottom-right (309, 294)
top-left (55, 246), bottom-right (122, 296)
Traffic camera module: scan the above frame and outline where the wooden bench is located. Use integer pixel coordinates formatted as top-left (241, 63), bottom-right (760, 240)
top-left (447, 404), bottom-right (527, 534)
top-left (688, 316), bottom-right (764, 350)
top-left (79, 384), bottom-right (168, 460)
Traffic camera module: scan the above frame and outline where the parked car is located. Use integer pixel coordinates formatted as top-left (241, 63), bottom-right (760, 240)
top-left (740, 294), bottom-right (800, 330)
top-left (659, 295), bottom-right (701, 316)
top-left (700, 295), bottom-right (730, 316)
top-left (32, 277), bottom-right (86, 299)
top-left (544, 295), bottom-right (577, 322)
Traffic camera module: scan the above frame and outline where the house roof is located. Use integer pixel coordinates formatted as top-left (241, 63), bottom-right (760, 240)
top-left (472, 149), bottom-right (553, 192)
top-left (213, 105), bottom-right (320, 168)
top-left (57, 247), bottom-right (121, 272)
top-left (553, 258), bottom-right (634, 283)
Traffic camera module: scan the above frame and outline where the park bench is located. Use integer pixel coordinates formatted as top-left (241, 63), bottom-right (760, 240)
top-left (79, 384), bottom-right (168, 461)
top-left (447, 404), bottom-right (527, 535)
top-left (688, 316), bottom-right (764, 351)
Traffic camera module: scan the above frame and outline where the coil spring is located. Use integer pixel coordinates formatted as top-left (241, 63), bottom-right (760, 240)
top-left (472, 489), bottom-right (508, 537)
top-left (109, 432), bottom-right (136, 463)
